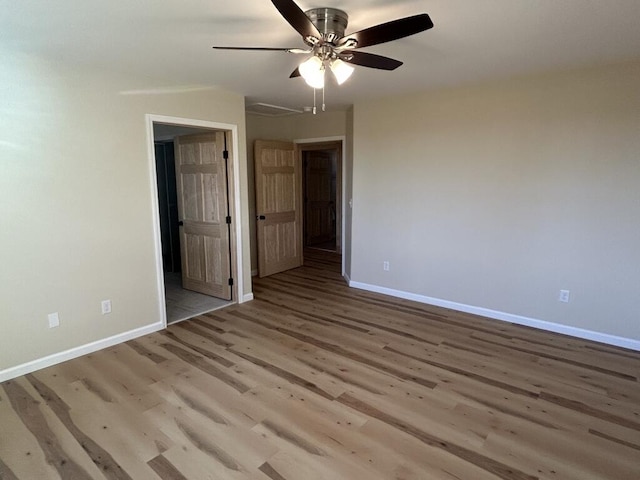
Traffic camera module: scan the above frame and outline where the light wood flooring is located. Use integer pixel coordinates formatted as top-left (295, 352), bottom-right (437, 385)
top-left (1, 249), bottom-right (639, 479)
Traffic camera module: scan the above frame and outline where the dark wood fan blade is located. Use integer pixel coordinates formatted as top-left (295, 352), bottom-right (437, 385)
top-left (271, 0), bottom-right (321, 39)
top-left (339, 13), bottom-right (433, 49)
top-left (289, 67), bottom-right (301, 78)
top-left (342, 51), bottom-right (403, 70)
top-left (213, 46), bottom-right (296, 51)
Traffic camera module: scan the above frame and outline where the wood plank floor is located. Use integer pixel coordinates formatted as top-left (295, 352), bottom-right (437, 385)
top-left (1, 249), bottom-right (639, 479)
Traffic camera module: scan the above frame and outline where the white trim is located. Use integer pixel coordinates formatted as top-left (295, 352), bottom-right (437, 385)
top-left (0, 322), bottom-right (163, 383)
top-left (294, 136), bottom-right (347, 277)
top-left (243, 293), bottom-right (255, 302)
top-left (294, 136), bottom-right (345, 144)
top-left (146, 117), bottom-right (169, 328)
top-left (349, 281), bottom-right (640, 352)
top-left (340, 139), bottom-right (347, 278)
top-left (229, 126), bottom-right (246, 304)
top-left (146, 114), bottom-right (246, 315)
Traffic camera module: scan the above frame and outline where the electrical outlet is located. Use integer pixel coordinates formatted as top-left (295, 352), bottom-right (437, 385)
top-left (383, 261), bottom-right (390, 271)
top-left (101, 300), bottom-right (112, 315)
top-left (48, 312), bottom-right (60, 328)
top-left (559, 290), bottom-right (570, 303)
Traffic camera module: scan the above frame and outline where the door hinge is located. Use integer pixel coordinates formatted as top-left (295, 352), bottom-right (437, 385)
top-left (228, 278), bottom-right (234, 286)
top-left (223, 150), bottom-right (229, 160)
top-left (226, 215), bottom-right (232, 225)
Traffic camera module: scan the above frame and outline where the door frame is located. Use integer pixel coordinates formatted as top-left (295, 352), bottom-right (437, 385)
top-left (295, 136), bottom-right (346, 276)
top-left (146, 114), bottom-right (246, 328)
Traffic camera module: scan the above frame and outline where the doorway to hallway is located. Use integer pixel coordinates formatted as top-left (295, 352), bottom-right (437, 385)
top-left (300, 141), bottom-right (342, 253)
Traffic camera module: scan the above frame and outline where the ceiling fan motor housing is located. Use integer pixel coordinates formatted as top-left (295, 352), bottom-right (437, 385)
top-left (305, 8), bottom-right (349, 44)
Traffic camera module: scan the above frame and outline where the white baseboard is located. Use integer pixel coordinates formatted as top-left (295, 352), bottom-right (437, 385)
top-left (242, 292), bottom-right (254, 303)
top-left (349, 281), bottom-right (640, 352)
top-left (343, 272), bottom-right (352, 285)
top-left (0, 322), bottom-right (164, 383)
top-left (5, 283), bottom-right (634, 384)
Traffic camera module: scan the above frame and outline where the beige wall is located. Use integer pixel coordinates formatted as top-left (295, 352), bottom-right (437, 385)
top-left (352, 61), bottom-right (640, 342)
top-left (245, 111), bottom-right (348, 272)
top-left (0, 52), bottom-right (250, 374)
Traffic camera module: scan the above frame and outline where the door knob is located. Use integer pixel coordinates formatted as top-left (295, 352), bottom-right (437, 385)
top-left (257, 215), bottom-right (266, 220)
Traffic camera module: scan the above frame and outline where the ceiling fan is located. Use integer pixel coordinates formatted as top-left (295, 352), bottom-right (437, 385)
top-left (212, 0), bottom-right (434, 108)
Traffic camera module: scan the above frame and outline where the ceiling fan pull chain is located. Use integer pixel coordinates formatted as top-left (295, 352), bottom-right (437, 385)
top-left (322, 85), bottom-right (326, 112)
top-left (313, 88), bottom-right (317, 115)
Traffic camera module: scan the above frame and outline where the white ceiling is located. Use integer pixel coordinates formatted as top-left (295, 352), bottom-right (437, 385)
top-left (4, 1), bottom-right (640, 111)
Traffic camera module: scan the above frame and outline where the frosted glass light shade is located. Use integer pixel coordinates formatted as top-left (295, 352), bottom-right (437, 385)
top-left (330, 59), bottom-right (354, 85)
top-left (299, 56), bottom-right (325, 89)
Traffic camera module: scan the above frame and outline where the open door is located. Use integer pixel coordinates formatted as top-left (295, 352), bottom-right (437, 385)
top-left (175, 132), bottom-right (232, 299)
top-left (254, 139), bottom-right (303, 277)
top-left (304, 149), bottom-right (337, 247)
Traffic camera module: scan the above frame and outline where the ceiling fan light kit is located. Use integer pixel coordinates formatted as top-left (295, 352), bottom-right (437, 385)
top-left (299, 55), bottom-right (325, 88)
top-left (298, 56), bottom-right (354, 89)
top-left (212, 0), bottom-right (434, 112)
top-left (330, 59), bottom-right (354, 85)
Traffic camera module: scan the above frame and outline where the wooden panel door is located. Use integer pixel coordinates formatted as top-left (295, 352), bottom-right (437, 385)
top-left (254, 139), bottom-right (302, 277)
top-left (304, 150), bottom-right (335, 246)
top-left (175, 132), bottom-right (231, 299)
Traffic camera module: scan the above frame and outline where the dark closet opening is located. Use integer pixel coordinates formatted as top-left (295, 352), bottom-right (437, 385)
top-left (154, 141), bottom-right (181, 273)
top-left (302, 147), bottom-right (338, 251)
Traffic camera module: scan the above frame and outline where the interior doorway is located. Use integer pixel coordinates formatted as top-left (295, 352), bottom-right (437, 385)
top-left (152, 122), bottom-right (236, 324)
top-left (253, 137), bottom-right (343, 278)
top-left (300, 141), bottom-right (342, 253)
